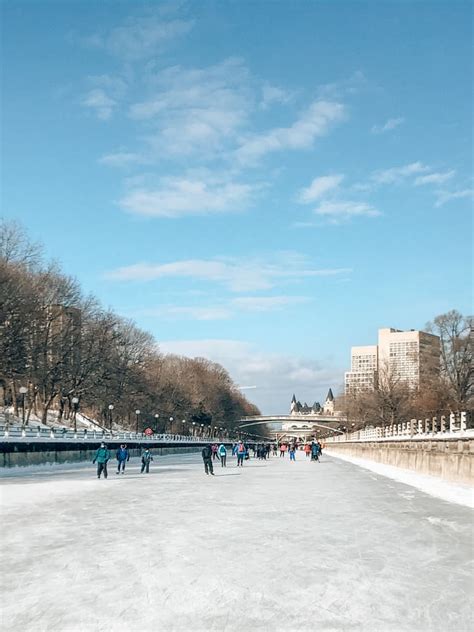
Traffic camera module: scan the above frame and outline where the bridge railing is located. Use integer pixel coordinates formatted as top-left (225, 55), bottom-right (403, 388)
top-left (325, 412), bottom-right (472, 443)
top-left (0, 424), bottom-right (236, 444)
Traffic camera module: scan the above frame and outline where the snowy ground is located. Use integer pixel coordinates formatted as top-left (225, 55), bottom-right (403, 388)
top-left (1, 453), bottom-right (473, 632)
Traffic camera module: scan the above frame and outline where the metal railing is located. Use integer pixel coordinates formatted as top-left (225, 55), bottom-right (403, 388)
top-left (0, 424), bottom-right (236, 444)
top-left (326, 412), bottom-right (472, 443)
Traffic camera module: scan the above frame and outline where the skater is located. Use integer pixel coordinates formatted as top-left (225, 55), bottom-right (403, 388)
top-left (141, 448), bottom-right (153, 473)
top-left (279, 443), bottom-right (287, 458)
top-left (236, 440), bottom-right (246, 467)
top-left (289, 445), bottom-right (296, 461)
top-left (202, 444), bottom-right (214, 475)
top-left (304, 443), bottom-right (311, 458)
top-left (116, 443), bottom-right (130, 474)
top-left (266, 444), bottom-right (271, 458)
top-left (93, 442), bottom-right (110, 479)
top-left (218, 443), bottom-right (227, 467)
top-left (272, 443), bottom-right (278, 456)
top-left (311, 441), bottom-right (320, 462)
top-left (211, 443), bottom-right (218, 460)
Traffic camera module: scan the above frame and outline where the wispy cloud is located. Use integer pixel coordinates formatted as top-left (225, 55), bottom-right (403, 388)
top-left (434, 188), bottom-right (474, 207)
top-left (297, 174), bottom-right (344, 203)
top-left (371, 161), bottom-right (430, 185)
top-left (138, 295), bottom-right (311, 321)
top-left (314, 200), bottom-right (381, 222)
top-left (159, 338), bottom-right (343, 414)
top-left (235, 100), bottom-right (346, 165)
top-left (231, 295), bottom-right (310, 311)
top-left (260, 82), bottom-right (293, 109)
top-left (99, 152), bottom-right (143, 167)
top-left (414, 170), bottom-right (455, 186)
top-left (105, 253), bottom-right (352, 292)
top-left (119, 173), bottom-right (257, 218)
top-left (81, 89), bottom-right (117, 120)
top-left (83, 14), bottom-right (193, 61)
top-left (371, 117), bottom-right (405, 134)
top-left (81, 74), bottom-right (127, 120)
top-left (129, 58), bottom-right (252, 158)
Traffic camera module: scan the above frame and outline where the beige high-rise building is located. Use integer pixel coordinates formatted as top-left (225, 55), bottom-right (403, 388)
top-left (345, 328), bottom-right (440, 394)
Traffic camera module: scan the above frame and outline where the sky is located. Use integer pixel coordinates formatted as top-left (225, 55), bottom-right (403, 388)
top-left (1, 1), bottom-right (472, 414)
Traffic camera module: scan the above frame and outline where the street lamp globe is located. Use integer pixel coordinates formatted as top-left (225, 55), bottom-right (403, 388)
top-left (72, 397), bottom-right (79, 405)
top-left (108, 404), bottom-right (114, 411)
top-left (135, 410), bottom-right (141, 415)
top-left (154, 413), bottom-right (159, 419)
top-left (19, 386), bottom-right (28, 395)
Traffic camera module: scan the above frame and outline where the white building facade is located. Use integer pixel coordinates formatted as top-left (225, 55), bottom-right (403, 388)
top-left (345, 328), bottom-right (440, 394)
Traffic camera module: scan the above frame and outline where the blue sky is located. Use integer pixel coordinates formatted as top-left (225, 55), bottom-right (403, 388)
top-left (2, 1), bottom-right (472, 413)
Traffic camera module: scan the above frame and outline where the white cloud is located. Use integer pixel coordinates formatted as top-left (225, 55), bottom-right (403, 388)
top-left (371, 117), bottom-right (405, 134)
top-left (434, 188), bottom-right (474, 207)
top-left (414, 170), bottom-right (455, 186)
top-left (260, 83), bottom-right (292, 109)
top-left (81, 89), bottom-right (116, 120)
top-left (119, 174), bottom-right (256, 218)
top-left (155, 306), bottom-right (232, 321)
top-left (158, 339), bottom-right (343, 414)
top-left (84, 15), bottom-right (193, 61)
top-left (105, 253), bottom-right (352, 292)
top-left (231, 296), bottom-right (310, 311)
top-left (298, 174), bottom-right (344, 203)
top-left (99, 152), bottom-right (143, 167)
top-left (371, 161), bottom-right (430, 185)
top-left (314, 200), bottom-right (381, 221)
top-left (129, 58), bottom-right (252, 157)
top-left (235, 100), bottom-right (346, 165)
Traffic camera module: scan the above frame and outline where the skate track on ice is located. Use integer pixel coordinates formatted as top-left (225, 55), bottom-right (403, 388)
top-left (0, 452), bottom-right (472, 632)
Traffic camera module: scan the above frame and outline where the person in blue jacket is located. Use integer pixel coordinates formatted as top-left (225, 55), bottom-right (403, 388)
top-left (311, 441), bottom-right (321, 462)
top-left (116, 444), bottom-right (130, 474)
top-left (218, 443), bottom-right (227, 467)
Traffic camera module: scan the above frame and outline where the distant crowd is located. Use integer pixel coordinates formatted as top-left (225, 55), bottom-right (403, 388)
top-left (91, 439), bottom-right (323, 479)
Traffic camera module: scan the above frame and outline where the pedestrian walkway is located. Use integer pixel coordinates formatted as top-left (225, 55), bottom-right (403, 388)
top-left (0, 453), bottom-right (472, 631)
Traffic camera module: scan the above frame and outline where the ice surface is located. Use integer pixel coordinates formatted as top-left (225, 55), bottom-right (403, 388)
top-left (326, 449), bottom-right (474, 509)
top-left (1, 453), bottom-right (473, 632)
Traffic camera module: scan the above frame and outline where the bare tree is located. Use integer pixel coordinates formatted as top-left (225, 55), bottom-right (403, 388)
top-left (426, 310), bottom-right (473, 408)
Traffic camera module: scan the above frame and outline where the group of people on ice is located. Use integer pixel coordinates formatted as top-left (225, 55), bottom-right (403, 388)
top-left (200, 439), bottom-right (323, 474)
top-left (92, 443), bottom-right (154, 479)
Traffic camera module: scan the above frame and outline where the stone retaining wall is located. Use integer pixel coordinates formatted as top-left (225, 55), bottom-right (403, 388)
top-left (325, 439), bottom-right (474, 486)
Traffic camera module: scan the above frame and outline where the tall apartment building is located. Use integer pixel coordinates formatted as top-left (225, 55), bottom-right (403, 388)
top-left (345, 328), bottom-right (440, 394)
top-left (344, 345), bottom-right (378, 393)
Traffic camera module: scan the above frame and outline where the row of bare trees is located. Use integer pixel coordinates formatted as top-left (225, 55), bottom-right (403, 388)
top-left (0, 220), bottom-right (260, 432)
top-left (339, 311), bottom-right (473, 431)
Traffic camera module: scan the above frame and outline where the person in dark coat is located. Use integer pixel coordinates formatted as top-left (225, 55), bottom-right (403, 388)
top-left (116, 444), bottom-right (130, 474)
top-left (202, 444), bottom-right (214, 475)
top-left (141, 448), bottom-right (153, 473)
top-left (311, 441), bottom-right (321, 462)
top-left (93, 443), bottom-right (110, 479)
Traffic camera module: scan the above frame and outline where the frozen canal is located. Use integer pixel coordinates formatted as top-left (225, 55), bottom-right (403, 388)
top-left (1, 452), bottom-right (473, 632)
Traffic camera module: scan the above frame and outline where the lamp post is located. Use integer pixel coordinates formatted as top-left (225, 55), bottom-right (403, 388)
top-left (169, 417), bottom-right (173, 433)
top-left (135, 409), bottom-right (141, 434)
top-left (108, 404), bottom-right (114, 430)
top-left (182, 419), bottom-right (186, 435)
top-left (154, 413), bottom-right (159, 433)
top-left (19, 386), bottom-right (28, 427)
top-left (72, 397), bottom-right (79, 433)
top-left (192, 421), bottom-right (196, 436)
top-left (200, 423), bottom-right (204, 437)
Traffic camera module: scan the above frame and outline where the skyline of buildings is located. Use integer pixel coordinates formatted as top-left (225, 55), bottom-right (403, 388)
top-left (344, 327), bottom-right (441, 394)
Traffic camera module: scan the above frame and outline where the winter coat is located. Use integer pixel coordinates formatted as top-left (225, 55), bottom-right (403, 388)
top-left (237, 443), bottom-right (246, 454)
top-left (311, 443), bottom-right (320, 455)
top-left (141, 451), bottom-right (153, 463)
top-left (116, 448), bottom-right (130, 462)
top-left (93, 447), bottom-right (110, 464)
top-left (218, 444), bottom-right (227, 456)
top-left (202, 445), bottom-right (212, 460)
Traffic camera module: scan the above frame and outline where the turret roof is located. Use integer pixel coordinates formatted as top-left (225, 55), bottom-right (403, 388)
top-left (326, 388), bottom-right (334, 401)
